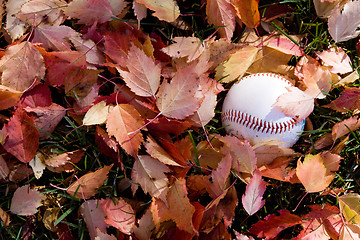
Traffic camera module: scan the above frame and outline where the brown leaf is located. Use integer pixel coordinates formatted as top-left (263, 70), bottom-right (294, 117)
top-left (0, 42), bottom-right (45, 92)
top-left (151, 178), bottom-right (196, 234)
top-left (0, 85), bottom-right (22, 110)
top-left (135, 0), bottom-right (180, 22)
top-left (254, 144), bottom-right (297, 167)
top-left (67, 165), bottom-right (112, 199)
top-left (131, 155), bottom-right (170, 203)
top-left (0, 207), bottom-right (10, 226)
top-left (79, 200), bottom-right (108, 240)
top-left (106, 104), bottom-right (145, 157)
top-left (145, 136), bottom-right (181, 166)
top-left (161, 37), bottom-right (206, 62)
top-left (156, 68), bottom-right (201, 119)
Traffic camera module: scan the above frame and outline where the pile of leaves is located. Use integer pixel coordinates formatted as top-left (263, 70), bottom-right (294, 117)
top-left (1, 0), bottom-right (360, 239)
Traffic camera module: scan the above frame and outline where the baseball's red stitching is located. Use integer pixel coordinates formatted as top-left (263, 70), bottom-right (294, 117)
top-left (222, 109), bottom-right (297, 134)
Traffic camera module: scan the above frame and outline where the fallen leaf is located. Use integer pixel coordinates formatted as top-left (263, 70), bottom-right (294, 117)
top-left (63, 0), bottom-right (114, 25)
top-left (67, 165), bottom-right (112, 199)
top-left (118, 44), bottom-right (161, 97)
top-left (206, 0), bottom-right (235, 41)
top-left (100, 197), bottom-right (135, 235)
top-left (106, 104), bottom-right (145, 157)
top-left (0, 42), bottom-right (45, 92)
top-left (339, 193), bottom-right (360, 226)
top-left (313, 0), bottom-right (341, 18)
top-left (207, 153), bottom-right (232, 199)
top-left (161, 37), bottom-right (206, 62)
top-left (0, 155), bottom-right (10, 180)
top-left (242, 169), bottom-right (266, 215)
top-left (340, 223), bottom-right (360, 240)
top-left (79, 200), bottom-right (108, 240)
top-left (151, 178), bottom-right (196, 234)
top-left (5, 0), bottom-right (28, 41)
top-left (254, 144), bottom-right (296, 167)
top-left (24, 103), bottom-right (66, 139)
top-left (265, 36), bottom-right (304, 57)
top-left (131, 155), bottom-right (170, 203)
top-left (249, 210), bottom-right (302, 239)
top-left (328, 1), bottom-right (360, 42)
top-left (296, 153), bottom-right (340, 193)
top-left (145, 136), bottom-right (181, 166)
top-left (260, 156), bottom-right (299, 183)
top-left (0, 85), bottom-right (22, 110)
top-left (218, 135), bottom-right (257, 175)
top-left (10, 185), bottom-right (44, 216)
top-left (16, 0), bottom-right (66, 26)
top-left (156, 68), bottom-right (200, 119)
top-left (3, 106), bottom-right (39, 163)
top-left (29, 156), bottom-right (46, 179)
top-left (133, 208), bottom-right (155, 240)
top-left (0, 207), bottom-right (10, 226)
top-left (83, 101), bottom-right (112, 126)
top-left (133, 1), bottom-right (147, 27)
top-left (20, 84), bottom-right (52, 108)
top-left (316, 47), bottom-right (353, 74)
top-left (332, 115), bottom-right (360, 141)
top-left (324, 87), bottom-right (360, 113)
top-left (135, 0), bottom-right (180, 22)
top-left (231, 0), bottom-right (260, 28)
top-left (273, 85), bottom-right (314, 122)
top-left (336, 70), bottom-right (359, 86)
top-left (215, 45), bottom-right (258, 82)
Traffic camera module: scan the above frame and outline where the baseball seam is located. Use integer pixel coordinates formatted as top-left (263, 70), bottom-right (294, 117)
top-left (222, 109), bottom-right (297, 134)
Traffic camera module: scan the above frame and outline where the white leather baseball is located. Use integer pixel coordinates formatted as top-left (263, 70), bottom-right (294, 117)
top-left (221, 73), bottom-right (305, 148)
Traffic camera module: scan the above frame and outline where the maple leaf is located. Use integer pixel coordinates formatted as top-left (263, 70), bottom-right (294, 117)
top-left (249, 209), bottom-right (302, 239)
top-left (296, 152), bottom-right (341, 193)
top-left (156, 68), bottom-right (200, 119)
top-left (131, 155), bottom-right (171, 203)
top-left (215, 45), bottom-right (258, 83)
top-left (118, 44), bottom-right (161, 98)
top-left (15, 0), bottom-right (66, 26)
top-left (328, 1), bottom-right (360, 42)
top-left (332, 115), bottom-right (360, 141)
top-left (63, 0), bottom-right (114, 25)
top-left (0, 42), bottom-right (45, 92)
top-left (67, 165), bottom-right (112, 199)
top-left (316, 47), bottom-right (353, 74)
top-left (231, 0), bottom-right (260, 28)
top-left (10, 185), bottom-right (44, 216)
top-left (135, 0), bottom-right (180, 22)
top-left (325, 87), bottom-right (360, 113)
top-left (151, 178), bottom-right (196, 234)
top-left (242, 169), bottom-right (266, 216)
top-left (79, 200), bottom-right (108, 240)
top-left (3, 106), bottom-right (39, 163)
top-left (106, 104), bottom-right (145, 157)
top-left (100, 197), bottom-right (135, 235)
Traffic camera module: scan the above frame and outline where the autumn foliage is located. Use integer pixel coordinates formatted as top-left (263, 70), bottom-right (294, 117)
top-left (1, 0), bottom-right (360, 239)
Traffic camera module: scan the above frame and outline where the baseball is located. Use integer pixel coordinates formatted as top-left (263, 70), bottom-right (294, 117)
top-left (221, 73), bottom-right (305, 148)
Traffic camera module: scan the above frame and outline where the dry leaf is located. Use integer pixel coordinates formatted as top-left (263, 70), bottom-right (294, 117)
top-left (106, 104), bottom-right (145, 157)
top-left (206, 0), bottom-right (235, 41)
top-left (10, 185), bottom-right (44, 216)
top-left (135, 0), bottom-right (180, 22)
top-left (80, 200), bottom-right (108, 240)
top-left (231, 0), bottom-right (260, 28)
top-left (67, 165), bottom-right (112, 199)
